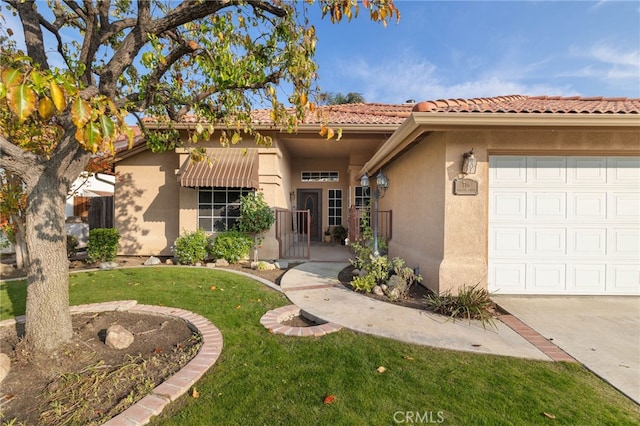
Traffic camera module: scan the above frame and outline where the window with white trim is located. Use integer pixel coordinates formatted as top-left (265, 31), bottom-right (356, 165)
top-left (198, 188), bottom-right (252, 232)
top-left (301, 171), bottom-right (339, 182)
top-left (354, 186), bottom-right (371, 208)
top-left (328, 189), bottom-right (342, 226)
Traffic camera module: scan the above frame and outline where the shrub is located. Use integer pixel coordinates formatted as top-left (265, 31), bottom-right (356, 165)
top-left (87, 228), bottom-right (119, 263)
top-left (210, 231), bottom-right (252, 263)
top-left (384, 257), bottom-right (423, 301)
top-left (424, 283), bottom-right (496, 329)
top-left (174, 229), bottom-right (210, 265)
top-left (66, 234), bottom-right (79, 258)
top-left (350, 254), bottom-right (392, 293)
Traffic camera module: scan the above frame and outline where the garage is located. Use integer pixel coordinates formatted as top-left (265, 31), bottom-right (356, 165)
top-left (488, 155), bottom-right (640, 295)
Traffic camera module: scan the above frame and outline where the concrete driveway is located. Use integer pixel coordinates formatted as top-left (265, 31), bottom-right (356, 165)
top-left (493, 296), bottom-right (640, 405)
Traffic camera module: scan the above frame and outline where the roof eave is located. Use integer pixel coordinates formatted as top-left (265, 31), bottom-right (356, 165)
top-left (359, 112), bottom-right (640, 179)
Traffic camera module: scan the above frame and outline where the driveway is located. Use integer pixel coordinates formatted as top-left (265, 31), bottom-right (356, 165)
top-left (493, 296), bottom-right (640, 405)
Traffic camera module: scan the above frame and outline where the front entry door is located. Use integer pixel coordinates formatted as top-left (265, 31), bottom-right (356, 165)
top-left (297, 190), bottom-right (321, 241)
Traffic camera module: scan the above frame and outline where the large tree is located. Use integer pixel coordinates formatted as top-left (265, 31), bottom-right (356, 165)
top-left (0, 0), bottom-right (399, 354)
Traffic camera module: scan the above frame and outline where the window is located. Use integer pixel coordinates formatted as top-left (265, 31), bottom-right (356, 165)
top-left (328, 189), bottom-right (342, 226)
top-left (354, 186), bottom-right (371, 208)
top-left (198, 188), bottom-right (252, 232)
top-left (301, 171), bottom-right (339, 182)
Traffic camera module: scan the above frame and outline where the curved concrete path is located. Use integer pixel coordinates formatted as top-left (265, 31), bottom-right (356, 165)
top-left (280, 262), bottom-right (550, 361)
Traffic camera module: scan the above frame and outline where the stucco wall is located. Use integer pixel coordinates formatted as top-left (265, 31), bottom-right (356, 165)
top-left (382, 128), bottom-right (639, 294)
top-left (115, 150), bottom-right (180, 256)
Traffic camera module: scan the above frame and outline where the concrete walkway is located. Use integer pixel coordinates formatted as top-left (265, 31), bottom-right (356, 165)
top-left (280, 262), bottom-right (550, 361)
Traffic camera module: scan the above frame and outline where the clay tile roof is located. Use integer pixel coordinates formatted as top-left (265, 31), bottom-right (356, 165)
top-left (412, 95), bottom-right (640, 114)
top-left (252, 102), bottom-right (414, 125)
top-left (143, 103), bottom-right (414, 127)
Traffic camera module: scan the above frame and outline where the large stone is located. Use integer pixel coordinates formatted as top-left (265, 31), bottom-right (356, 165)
top-left (274, 260), bottom-right (288, 270)
top-left (0, 353), bottom-right (10, 384)
top-left (105, 324), bottom-right (134, 350)
top-left (99, 261), bottom-right (119, 270)
top-left (206, 262), bottom-right (217, 268)
top-left (144, 256), bottom-right (161, 266)
top-left (165, 258), bottom-right (174, 265)
top-left (372, 285), bottom-right (384, 296)
top-left (215, 258), bottom-right (229, 267)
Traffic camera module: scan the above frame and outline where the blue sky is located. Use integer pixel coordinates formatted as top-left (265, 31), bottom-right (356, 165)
top-left (2, 1), bottom-right (638, 104)
top-left (309, 0), bottom-right (640, 103)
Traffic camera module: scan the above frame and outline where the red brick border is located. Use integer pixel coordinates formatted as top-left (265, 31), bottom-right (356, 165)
top-left (260, 305), bottom-right (342, 337)
top-left (498, 314), bottom-right (577, 362)
top-left (0, 300), bottom-right (223, 425)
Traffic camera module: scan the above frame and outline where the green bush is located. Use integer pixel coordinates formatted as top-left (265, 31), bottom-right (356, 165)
top-left (174, 229), bottom-right (210, 265)
top-left (350, 254), bottom-right (392, 293)
top-left (87, 228), bottom-right (119, 263)
top-left (424, 283), bottom-right (496, 329)
top-left (210, 231), bottom-right (252, 263)
top-left (66, 234), bottom-right (79, 258)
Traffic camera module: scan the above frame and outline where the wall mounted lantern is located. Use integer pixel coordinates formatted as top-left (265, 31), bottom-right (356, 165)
top-left (462, 149), bottom-right (477, 175)
top-left (360, 170), bottom-right (390, 256)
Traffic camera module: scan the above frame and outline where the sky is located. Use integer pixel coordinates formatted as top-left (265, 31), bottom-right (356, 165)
top-left (1, 0), bottom-right (638, 105)
top-left (308, 0), bottom-right (640, 103)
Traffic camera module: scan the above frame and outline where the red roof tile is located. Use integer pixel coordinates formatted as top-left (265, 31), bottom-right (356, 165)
top-left (412, 95), bottom-right (640, 114)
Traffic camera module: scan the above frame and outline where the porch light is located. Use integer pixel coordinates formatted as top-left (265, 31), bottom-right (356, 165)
top-left (360, 173), bottom-right (370, 188)
top-left (462, 149), bottom-right (477, 175)
top-left (359, 169), bottom-right (390, 256)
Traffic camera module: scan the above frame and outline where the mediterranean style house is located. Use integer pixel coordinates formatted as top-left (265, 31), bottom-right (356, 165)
top-left (113, 95), bottom-right (640, 296)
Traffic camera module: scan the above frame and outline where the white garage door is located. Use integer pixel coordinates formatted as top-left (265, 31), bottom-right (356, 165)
top-left (488, 156), bottom-right (640, 295)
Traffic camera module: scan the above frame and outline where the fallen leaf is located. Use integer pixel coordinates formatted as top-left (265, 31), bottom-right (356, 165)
top-left (402, 355), bottom-right (414, 360)
top-left (376, 366), bottom-right (386, 373)
top-left (192, 388), bottom-right (200, 398)
top-left (235, 305), bottom-right (241, 309)
top-left (323, 395), bottom-right (336, 404)
top-left (154, 347), bottom-right (162, 354)
top-left (543, 412), bottom-right (556, 419)
top-left (210, 285), bottom-right (217, 290)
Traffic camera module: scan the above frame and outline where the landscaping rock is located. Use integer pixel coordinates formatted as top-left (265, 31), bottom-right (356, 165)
top-left (0, 353), bottom-right (10, 384)
top-left (373, 285), bottom-right (384, 296)
top-left (99, 261), bottom-right (119, 270)
top-left (358, 269), bottom-right (368, 277)
top-left (352, 268), bottom-right (360, 276)
top-left (144, 256), bottom-right (161, 266)
top-left (387, 275), bottom-right (402, 288)
top-left (105, 324), bottom-right (134, 350)
top-left (387, 287), bottom-right (401, 301)
top-left (380, 284), bottom-right (388, 291)
top-left (165, 258), bottom-right (174, 265)
top-left (274, 260), bottom-right (288, 270)
top-left (215, 259), bottom-right (229, 267)
top-left (206, 262), bottom-right (216, 268)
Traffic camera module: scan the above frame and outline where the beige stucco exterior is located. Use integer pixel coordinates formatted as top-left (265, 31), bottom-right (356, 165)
top-left (114, 129), bottom-right (388, 259)
top-left (375, 120), bottom-right (640, 294)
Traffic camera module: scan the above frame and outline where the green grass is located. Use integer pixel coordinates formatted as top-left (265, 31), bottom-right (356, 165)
top-left (2, 268), bottom-right (639, 425)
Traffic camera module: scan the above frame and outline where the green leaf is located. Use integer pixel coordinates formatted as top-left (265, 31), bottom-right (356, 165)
top-left (7, 84), bottom-right (37, 123)
top-left (83, 121), bottom-right (103, 152)
top-left (71, 97), bottom-right (92, 128)
top-left (0, 82), bottom-right (6, 99)
top-left (98, 114), bottom-right (115, 141)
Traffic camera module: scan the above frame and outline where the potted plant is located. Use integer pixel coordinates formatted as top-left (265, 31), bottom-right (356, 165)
top-left (332, 225), bottom-right (348, 245)
top-left (324, 227), bottom-right (332, 243)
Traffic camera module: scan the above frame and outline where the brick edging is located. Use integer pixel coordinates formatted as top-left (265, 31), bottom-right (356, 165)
top-left (260, 305), bottom-right (342, 337)
top-left (0, 300), bottom-right (223, 425)
top-left (497, 313), bottom-right (577, 362)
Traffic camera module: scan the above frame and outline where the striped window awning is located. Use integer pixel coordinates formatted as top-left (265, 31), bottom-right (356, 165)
top-left (179, 149), bottom-right (259, 188)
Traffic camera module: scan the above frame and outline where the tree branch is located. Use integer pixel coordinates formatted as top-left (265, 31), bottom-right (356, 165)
top-left (8, 0), bottom-right (49, 70)
top-left (0, 136), bottom-right (43, 189)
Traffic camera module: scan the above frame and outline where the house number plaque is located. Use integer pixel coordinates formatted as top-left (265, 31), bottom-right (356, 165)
top-left (453, 178), bottom-right (478, 196)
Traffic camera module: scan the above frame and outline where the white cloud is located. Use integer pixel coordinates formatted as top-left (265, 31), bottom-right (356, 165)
top-left (327, 52), bottom-right (575, 103)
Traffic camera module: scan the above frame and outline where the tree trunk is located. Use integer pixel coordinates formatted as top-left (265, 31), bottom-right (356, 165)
top-left (21, 175), bottom-right (73, 353)
top-left (12, 216), bottom-right (29, 270)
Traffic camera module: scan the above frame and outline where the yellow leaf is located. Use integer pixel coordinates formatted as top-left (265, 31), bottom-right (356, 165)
top-left (7, 84), bottom-right (37, 123)
top-left (71, 97), bottom-right (92, 128)
top-left (192, 388), bottom-right (200, 398)
top-left (376, 366), bottom-right (386, 373)
top-left (318, 125), bottom-right (328, 137)
top-left (325, 127), bottom-right (334, 139)
top-left (300, 92), bottom-right (307, 106)
top-left (84, 121), bottom-right (103, 152)
top-left (210, 285), bottom-right (217, 291)
top-left (1, 68), bottom-right (21, 87)
top-left (543, 412), bottom-right (556, 419)
top-left (50, 80), bottom-right (66, 111)
top-left (38, 96), bottom-right (55, 120)
top-left (336, 128), bottom-right (343, 141)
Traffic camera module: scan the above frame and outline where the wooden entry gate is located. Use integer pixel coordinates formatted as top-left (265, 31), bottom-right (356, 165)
top-left (275, 209), bottom-right (311, 259)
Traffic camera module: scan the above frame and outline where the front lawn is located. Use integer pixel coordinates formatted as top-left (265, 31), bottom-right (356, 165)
top-left (2, 267), bottom-right (638, 425)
